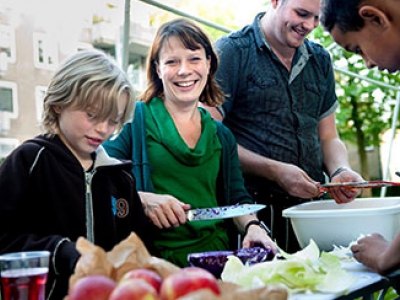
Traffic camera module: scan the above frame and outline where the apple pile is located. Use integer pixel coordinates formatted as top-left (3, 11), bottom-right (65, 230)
top-left (68, 267), bottom-right (220, 300)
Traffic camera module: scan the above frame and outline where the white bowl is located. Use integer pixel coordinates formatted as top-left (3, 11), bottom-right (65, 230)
top-left (282, 197), bottom-right (400, 251)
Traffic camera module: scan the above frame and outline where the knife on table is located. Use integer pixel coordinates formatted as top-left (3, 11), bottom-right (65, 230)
top-left (185, 204), bottom-right (266, 221)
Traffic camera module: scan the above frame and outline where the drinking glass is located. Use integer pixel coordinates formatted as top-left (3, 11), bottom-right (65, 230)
top-left (0, 251), bottom-right (50, 300)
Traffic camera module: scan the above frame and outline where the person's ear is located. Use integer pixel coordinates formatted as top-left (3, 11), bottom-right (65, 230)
top-left (270, 0), bottom-right (279, 9)
top-left (359, 5), bottom-right (390, 30)
top-left (154, 61), bottom-right (161, 79)
top-left (53, 106), bottom-right (62, 114)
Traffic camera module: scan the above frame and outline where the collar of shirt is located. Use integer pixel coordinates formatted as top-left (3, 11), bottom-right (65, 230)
top-left (253, 12), bottom-right (311, 84)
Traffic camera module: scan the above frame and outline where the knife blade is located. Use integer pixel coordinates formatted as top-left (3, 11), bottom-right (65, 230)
top-left (186, 204), bottom-right (266, 221)
top-left (320, 180), bottom-right (400, 191)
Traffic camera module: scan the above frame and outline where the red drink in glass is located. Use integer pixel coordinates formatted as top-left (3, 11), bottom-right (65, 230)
top-left (1, 267), bottom-right (48, 300)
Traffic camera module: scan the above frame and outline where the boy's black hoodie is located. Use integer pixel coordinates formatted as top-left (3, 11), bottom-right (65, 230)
top-left (0, 135), bottom-right (155, 299)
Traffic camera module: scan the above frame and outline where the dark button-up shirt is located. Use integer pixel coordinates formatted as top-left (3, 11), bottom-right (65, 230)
top-left (215, 13), bottom-right (338, 194)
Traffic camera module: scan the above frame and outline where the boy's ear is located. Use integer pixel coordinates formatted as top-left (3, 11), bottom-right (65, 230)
top-left (359, 5), bottom-right (390, 30)
top-left (53, 106), bottom-right (62, 114)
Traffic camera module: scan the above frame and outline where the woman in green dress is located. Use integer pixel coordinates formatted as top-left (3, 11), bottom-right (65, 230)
top-left (103, 18), bottom-right (277, 267)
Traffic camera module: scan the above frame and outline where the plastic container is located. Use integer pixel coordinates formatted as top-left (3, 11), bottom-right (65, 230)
top-left (282, 197), bottom-right (400, 251)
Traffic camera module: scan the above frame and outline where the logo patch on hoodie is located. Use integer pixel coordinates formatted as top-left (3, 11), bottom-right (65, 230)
top-left (111, 197), bottom-right (129, 218)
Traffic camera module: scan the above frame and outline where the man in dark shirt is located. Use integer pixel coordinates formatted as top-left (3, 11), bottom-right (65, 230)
top-left (204, 0), bottom-right (363, 252)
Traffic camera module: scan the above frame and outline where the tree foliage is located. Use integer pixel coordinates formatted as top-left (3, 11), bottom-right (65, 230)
top-left (148, 0), bottom-right (239, 42)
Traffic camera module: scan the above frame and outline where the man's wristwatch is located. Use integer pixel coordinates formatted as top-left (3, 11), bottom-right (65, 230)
top-left (244, 220), bottom-right (271, 236)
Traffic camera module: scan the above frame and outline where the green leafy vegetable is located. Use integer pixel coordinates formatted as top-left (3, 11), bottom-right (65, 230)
top-left (221, 239), bottom-right (357, 295)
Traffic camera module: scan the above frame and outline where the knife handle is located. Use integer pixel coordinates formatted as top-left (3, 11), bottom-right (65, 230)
top-left (185, 210), bottom-right (194, 221)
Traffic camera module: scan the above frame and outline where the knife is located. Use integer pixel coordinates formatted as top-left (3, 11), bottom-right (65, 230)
top-left (185, 204), bottom-right (266, 221)
top-left (320, 180), bottom-right (400, 191)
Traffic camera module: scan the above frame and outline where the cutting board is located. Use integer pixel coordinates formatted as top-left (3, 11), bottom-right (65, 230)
top-left (289, 265), bottom-right (384, 300)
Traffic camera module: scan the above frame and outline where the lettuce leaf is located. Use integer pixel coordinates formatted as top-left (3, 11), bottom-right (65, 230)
top-left (221, 239), bottom-right (357, 295)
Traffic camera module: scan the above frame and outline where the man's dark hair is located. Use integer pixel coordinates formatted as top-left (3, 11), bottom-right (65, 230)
top-left (320, 0), bottom-right (365, 33)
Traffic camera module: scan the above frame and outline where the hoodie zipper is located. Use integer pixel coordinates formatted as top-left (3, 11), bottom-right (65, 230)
top-left (85, 170), bottom-right (96, 243)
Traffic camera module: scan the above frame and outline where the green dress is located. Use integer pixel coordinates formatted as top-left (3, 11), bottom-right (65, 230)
top-left (145, 98), bottom-right (230, 267)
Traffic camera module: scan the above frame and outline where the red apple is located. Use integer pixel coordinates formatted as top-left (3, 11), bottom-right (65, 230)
top-left (121, 268), bottom-right (162, 292)
top-left (109, 278), bottom-right (158, 300)
top-left (68, 275), bottom-right (117, 300)
top-left (160, 267), bottom-right (220, 300)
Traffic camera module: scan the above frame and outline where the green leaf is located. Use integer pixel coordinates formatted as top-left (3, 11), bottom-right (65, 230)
top-left (221, 239), bottom-right (358, 295)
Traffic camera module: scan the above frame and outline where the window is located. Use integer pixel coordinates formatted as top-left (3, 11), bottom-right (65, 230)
top-left (35, 86), bottom-right (47, 122)
top-left (33, 32), bottom-right (59, 70)
top-left (0, 24), bottom-right (16, 63)
top-left (0, 80), bottom-right (18, 119)
top-left (0, 138), bottom-right (19, 159)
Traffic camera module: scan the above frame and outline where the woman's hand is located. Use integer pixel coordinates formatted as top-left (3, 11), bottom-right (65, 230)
top-left (139, 192), bottom-right (191, 229)
top-left (242, 223), bottom-right (278, 255)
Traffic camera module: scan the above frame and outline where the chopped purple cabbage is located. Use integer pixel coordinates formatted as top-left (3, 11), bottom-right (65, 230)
top-left (187, 247), bottom-right (274, 278)
top-left (233, 246), bottom-right (274, 265)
